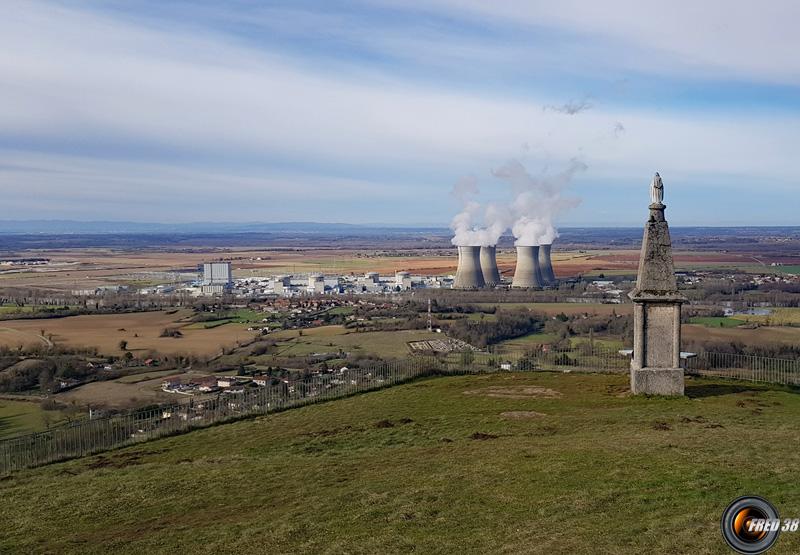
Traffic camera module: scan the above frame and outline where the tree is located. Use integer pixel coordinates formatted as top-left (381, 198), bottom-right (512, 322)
top-left (118, 340), bottom-right (128, 351)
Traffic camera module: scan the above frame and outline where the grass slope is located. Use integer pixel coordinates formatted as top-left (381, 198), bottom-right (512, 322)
top-left (3, 372), bottom-right (800, 554)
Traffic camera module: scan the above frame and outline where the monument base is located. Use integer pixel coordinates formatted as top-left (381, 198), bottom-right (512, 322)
top-left (630, 367), bottom-right (684, 396)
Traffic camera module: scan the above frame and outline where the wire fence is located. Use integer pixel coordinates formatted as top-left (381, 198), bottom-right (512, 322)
top-left (1, 347), bottom-right (799, 473)
top-left (684, 351), bottom-right (800, 386)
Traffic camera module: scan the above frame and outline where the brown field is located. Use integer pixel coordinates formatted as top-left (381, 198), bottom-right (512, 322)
top-left (56, 369), bottom-right (218, 409)
top-left (57, 376), bottom-right (176, 409)
top-left (0, 310), bottom-right (255, 356)
top-left (682, 323), bottom-right (800, 347)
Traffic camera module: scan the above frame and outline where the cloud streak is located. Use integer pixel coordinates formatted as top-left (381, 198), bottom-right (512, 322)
top-left (0, 1), bottom-right (798, 223)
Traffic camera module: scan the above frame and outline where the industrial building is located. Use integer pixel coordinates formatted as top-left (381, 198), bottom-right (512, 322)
top-left (201, 262), bottom-right (233, 295)
top-left (453, 246), bottom-right (486, 289)
top-left (479, 246), bottom-right (501, 286)
top-left (539, 243), bottom-right (556, 285)
top-left (512, 246), bottom-right (544, 289)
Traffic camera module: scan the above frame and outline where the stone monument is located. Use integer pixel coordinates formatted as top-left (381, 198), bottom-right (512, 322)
top-left (629, 173), bottom-right (686, 396)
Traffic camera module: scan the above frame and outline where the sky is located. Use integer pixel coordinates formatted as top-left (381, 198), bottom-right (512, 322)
top-left (1, 0), bottom-right (799, 227)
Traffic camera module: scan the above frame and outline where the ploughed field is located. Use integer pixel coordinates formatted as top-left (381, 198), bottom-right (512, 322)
top-left (3, 372), bottom-right (800, 554)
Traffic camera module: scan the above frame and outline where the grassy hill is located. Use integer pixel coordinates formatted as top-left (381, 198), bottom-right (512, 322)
top-left (3, 372), bottom-right (800, 554)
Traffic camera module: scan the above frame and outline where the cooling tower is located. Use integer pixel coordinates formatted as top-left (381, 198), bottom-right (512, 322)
top-left (453, 246), bottom-right (485, 289)
top-left (512, 246), bottom-right (543, 288)
top-left (538, 243), bottom-right (556, 285)
top-left (479, 246), bottom-right (501, 286)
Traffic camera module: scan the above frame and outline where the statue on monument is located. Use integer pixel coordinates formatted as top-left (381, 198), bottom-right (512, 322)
top-left (650, 172), bottom-right (664, 205)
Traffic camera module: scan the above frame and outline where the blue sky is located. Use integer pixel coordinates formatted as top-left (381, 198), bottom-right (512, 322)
top-left (1, 0), bottom-right (799, 226)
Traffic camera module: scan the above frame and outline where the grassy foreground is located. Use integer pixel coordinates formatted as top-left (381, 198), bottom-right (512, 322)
top-left (3, 372), bottom-right (800, 554)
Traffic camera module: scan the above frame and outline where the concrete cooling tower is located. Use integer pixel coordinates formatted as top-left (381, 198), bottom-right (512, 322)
top-left (479, 246), bottom-right (501, 286)
top-left (512, 246), bottom-right (543, 288)
top-left (453, 246), bottom-right (486, 289)
top-left (538, 243), bottom-right (556, 285)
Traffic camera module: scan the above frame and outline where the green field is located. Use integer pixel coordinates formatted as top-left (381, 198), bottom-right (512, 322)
top-left (3, 372), bottom-right (800, 554)
top-left (776, 265), bottom-right (800, 275)
top-left (269, 325), bottom-right (443, 358)
top-left (688, 316), bottom-right (745, 328)
top-left (496, 331), bottom-right (558, 351)
top-left (0, 305), bottom-right (75, 315)
top-left (0, 399), bottom-right (66, 439)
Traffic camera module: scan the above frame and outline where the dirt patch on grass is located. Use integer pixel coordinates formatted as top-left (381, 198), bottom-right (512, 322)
top-left (470, 432), bottom-right (498, 440)
top-left (464, 386), bottom-right (562, 399)
top-left (374, 419), bottom-right (395, 429)
top-left (652, 421), bottom-right (672, 431)
top-left (85, 448), bottom-right (165, 470)
top-left (500, 411), bottom-right (546, 419)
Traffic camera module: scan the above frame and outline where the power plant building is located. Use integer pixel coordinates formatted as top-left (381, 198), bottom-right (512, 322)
top-left (202, 263), bottom-right (232, 286)
top-left (395, 271), bottom-right (412, 290)
top-left (453, 246), bottom-right (486, 289)
top-left (201, 262), bottom-right (233, 295)
top-left (479, 246), bottom-right (501, 286)
top-left (512, 246), bottom-right (544, 289)
top-left (538, 243), bottom-right (556, 285)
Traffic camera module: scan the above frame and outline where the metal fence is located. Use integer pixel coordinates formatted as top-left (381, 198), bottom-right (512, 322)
top-left (1, 347), bottom-right (799, 473)
top-left (685, 351), bottom-right (800, 386)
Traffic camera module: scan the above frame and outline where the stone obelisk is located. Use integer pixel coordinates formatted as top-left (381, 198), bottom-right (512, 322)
top-left (629, 173), bottom-right (686, 396)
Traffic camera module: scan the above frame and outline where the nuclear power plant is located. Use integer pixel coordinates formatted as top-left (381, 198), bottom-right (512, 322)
top-left (479, 246), bottom-right (501, 286)
top-left (453, 246), bottom-right (486, 289)
top-left (450, 242), bottom-right (559, 290)
top-left (538, 243), bottom-right (556, 285)
top-left (511, 246), bottom-right (544, 288)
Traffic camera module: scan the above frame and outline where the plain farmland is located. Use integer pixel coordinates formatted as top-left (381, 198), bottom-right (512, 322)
top-left (269, 325), bottom-right (444, 358)
top-left (0, 310), bottom-right (256, 356)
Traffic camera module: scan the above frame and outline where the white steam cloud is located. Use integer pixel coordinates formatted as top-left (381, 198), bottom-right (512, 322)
top-left (449, 158), bottom-right (586, 247)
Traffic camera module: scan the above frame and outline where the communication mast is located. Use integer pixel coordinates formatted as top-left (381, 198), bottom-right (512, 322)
top-left (427, 298), bottom-right (432, 332)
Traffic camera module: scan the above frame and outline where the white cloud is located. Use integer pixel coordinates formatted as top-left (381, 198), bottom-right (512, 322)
top-left (0, 1), bottom-right (798, 222)
top-left (388, 0), bottom-right (800, 84)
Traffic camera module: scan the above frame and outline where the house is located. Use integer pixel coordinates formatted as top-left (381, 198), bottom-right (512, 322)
top-left (500, 362), bottom-right (513, 371)
top-left (252, 376), bottom-right (270, 387)
top-left (161, 376), bottom-right (183, 389)
top-left (217, 377), bottom-right (235, 388)
top-left (195, 376), bottom-right (219, 392)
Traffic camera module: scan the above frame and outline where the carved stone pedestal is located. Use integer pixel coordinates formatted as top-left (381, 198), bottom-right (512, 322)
top-left (629, 200), bottom-right (686, 396)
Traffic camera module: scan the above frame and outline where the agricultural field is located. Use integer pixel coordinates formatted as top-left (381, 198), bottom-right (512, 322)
top-left (3, 244), bottom-right (788, 296)
top-left (687, 316), bottom-right (745, 328)
top-left (4, 372), bottom-right (800, 554)
top-left (0, 310), bottom-right (256, 356)
top-left (56, 373), bottom-right (184, 410)
top-left (735, 307), bottom-right (800, 326)
top-left (0, 399), bottom-right (67, 439)
top-left (495, 332), bottom-right (559, 352)
top-left (269, 325), bottom-right (443, 358)
top-left (683, 323), bottom-right (800, 347)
